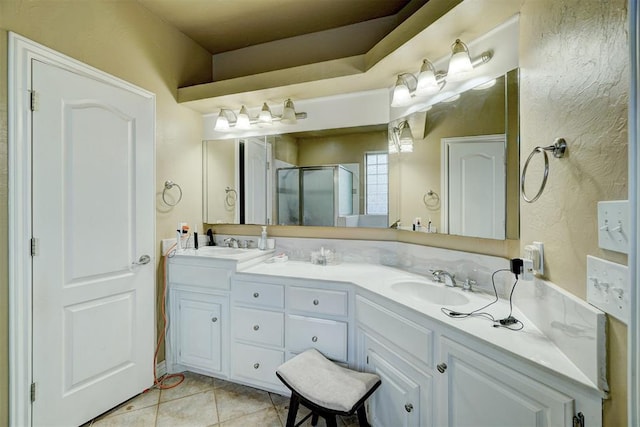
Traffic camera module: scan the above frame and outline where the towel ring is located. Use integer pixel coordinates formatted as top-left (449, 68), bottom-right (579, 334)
top-left (521, 138), bottom-right (567, 203)
top-left (162, 180), bottom-right (183, 206)
top-left (225, 187), bottom-right (238, 207)
top-left (423, 190), bottom-right (440, 210)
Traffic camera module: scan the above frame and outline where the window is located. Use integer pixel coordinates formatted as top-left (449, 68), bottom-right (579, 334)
top-left (365, 152), bottom-right (388, 215)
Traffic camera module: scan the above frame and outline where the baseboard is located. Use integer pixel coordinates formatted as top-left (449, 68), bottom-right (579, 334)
top-left (156, 360), bottom-right (167, 378)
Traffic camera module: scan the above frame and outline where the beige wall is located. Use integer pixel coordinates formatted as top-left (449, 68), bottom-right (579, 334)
top-left (519, 0), bottom-right (628, 425)
top-left (0, 1), bottom-right (212, 424)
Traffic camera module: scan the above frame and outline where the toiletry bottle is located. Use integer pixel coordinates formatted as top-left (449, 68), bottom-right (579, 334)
top-left (258, 226), bottom-right (267, 250)
top-left (194, 225), bottom-right (199, 250)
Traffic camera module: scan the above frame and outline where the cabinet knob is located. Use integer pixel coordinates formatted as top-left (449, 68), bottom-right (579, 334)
top-left (313, 299), bottom-right (319, 306)
top-left (437, 363), bottom-right (448, 373)
top-left (211, 317), bottom-right (218, 323)
top-left (405, 403), bottom-right (413, 413)
top-left (253, 292), bottom-right (260, 298)
top-left (254, 363), bottom-right (260, 369)
top-left (253, 324), bottom-right (260, 331)
top-left (312, 336), bottom-right (318, 342)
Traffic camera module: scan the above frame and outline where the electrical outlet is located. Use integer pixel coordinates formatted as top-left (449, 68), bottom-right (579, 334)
top-left (586, 255), bottom-right (629, 324)
top-left (522, 259), bottom-right (534, 281)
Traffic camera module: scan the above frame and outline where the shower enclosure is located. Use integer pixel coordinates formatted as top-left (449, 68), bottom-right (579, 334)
top-left (277, 165), bottom-right (353, 226)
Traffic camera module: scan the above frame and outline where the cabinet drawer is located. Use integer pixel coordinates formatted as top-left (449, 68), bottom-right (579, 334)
top-left (233, 281), bottom-right (284, 309)
top-left (169, 263), bottom-right (231, 290)
top-left (233, 307), bottom-right (284, 346)
top-left (232, 343), bottom-right (284, 386)
top-left (288, 286), bottom-right (348, 316)
top-left (356, 296), bottom-right (433, 367)
top-left (287, 315), bottom-right (347, 362)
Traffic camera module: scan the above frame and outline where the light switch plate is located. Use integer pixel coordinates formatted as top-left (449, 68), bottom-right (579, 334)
top-left (597, 200), bottom-right (629, 253)
top-left (586, 255), bottom-right (629, 324)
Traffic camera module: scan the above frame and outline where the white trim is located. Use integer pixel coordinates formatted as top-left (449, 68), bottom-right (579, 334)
top-left (8, 32), bottom-right (155, 427)
top-left (440, 134), bottom-right (506, 236)
top-left (155, 360), bottom-right (167, 379)
top-left (629, 1), bottom-right (639, 425)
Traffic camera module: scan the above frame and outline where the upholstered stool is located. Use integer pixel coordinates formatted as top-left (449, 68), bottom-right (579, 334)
top-left (276, 349), bottom-right (381, 427)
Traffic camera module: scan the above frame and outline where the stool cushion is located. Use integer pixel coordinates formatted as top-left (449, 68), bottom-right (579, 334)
top-left (276, 349), bottom-right (380, 413)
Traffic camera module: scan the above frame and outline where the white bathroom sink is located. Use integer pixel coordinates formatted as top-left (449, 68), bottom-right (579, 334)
top-left (196, 246), bottom-right (252, 255)
top-left (391, 281), bottom-right (470, 306)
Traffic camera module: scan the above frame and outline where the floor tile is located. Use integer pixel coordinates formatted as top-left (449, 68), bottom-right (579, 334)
top-left (156, 390), bottom-right (218, 427)
top-left (159, 372), bottom-right (214, 403)
top-left (108, 389), bottom-right (161, 417)
top-left (215, 382), bottom-right (273, 423)
top-left (92, 405), bottom-right (157, 427)
top-left (219, 407), bottom-right (282, 427)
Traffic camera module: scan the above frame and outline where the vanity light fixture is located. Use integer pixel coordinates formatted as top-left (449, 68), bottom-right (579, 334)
top-left (389, 38), bottom-right (493, 108)
top-left (213, 99), bottom-right (307, 131)
top-left (389, 120), bottom-right (414, 154)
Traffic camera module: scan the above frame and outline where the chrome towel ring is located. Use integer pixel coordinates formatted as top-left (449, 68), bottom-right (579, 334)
top-left (225, 187), bottom-right (238, 207)
top-left (521, 138), bottom-right (567, 203)
top-left (162, 180), bottom-right (183, 206)
top-left (423, 189), bottom-right (440, 210)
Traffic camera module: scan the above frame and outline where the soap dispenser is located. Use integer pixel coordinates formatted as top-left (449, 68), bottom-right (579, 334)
top-left (258, 226), bottom-right (268, 250)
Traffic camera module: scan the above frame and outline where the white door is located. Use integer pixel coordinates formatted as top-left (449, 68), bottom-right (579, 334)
top-left (243, 137), bottom-right (268, 224)
top-left (444, 135), bottom-right (506, 239)
top-left (31, 59), bottom-right (155, 426)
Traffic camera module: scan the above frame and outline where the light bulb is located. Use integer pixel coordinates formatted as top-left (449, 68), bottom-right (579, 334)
top-left (214, 110), bottom-right (230, 130)
top-left (236, 105), bottom-right (251, 129)
top-left (258, 103), bottom-right (273, 126)
top-left (447, 39), bottom-right (473, 82)
top-left (281, 99), bottom-right (297, 124)
top-left (391, 75), bottom-right (412, 107)
top-left (415, 59), bottom-right (440, 96)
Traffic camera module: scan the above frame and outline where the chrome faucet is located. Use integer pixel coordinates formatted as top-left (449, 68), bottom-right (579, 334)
top-left (223, 237), bottom-right (238, 248)
top-left (432, 269), bottom-right (456, 287)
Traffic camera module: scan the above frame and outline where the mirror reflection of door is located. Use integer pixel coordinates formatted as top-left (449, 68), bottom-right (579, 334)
top-left (443, 135), bottom-right (506, 240)
top-left (239, 137), bottom-right (272, 225)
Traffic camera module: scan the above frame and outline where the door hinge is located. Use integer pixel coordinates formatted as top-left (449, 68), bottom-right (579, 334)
top-left (30, 90), bottom-right (39, 112)
top-left (573, 412), bottom-right (585, 427)
top-left (366, 356), bottom-right (369, 364)
top-left (30, 238), bottom-right (39, 256)
top-left (30, 382), bottom-right (36, 402)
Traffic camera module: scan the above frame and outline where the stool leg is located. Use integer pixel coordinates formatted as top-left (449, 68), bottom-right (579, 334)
top-left (356, 406), bottom-right (370, 427)
top-left (325, 415), bottom-right (338, 427)
top-left (311, 413), bottom-right (319, 426)
top-left (285, 393), bottom-right (300, 427)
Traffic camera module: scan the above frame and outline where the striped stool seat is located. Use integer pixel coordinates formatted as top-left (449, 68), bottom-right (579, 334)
top-left (276, 349), bottom-right (381, 427)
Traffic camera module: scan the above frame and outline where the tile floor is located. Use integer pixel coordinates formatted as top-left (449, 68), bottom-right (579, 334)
top-left (86, 372), bottom-right (359, 427)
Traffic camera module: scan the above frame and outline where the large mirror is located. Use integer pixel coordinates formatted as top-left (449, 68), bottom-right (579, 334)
top-left (203, 68), bottom-right (519, 240)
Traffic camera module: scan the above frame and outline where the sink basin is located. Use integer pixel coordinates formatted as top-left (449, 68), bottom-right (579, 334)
top-left (195, 246), bottom-right (252, 255)
top-left (391, 281), bottom-right (470, 306)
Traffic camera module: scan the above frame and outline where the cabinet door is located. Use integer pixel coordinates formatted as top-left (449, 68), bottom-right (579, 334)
top-left (367, 349), bottom-right (421, 427)
top-left (177, 297), bottom-right (222, 372)
top-left (437, 338), bottom-right (575, 427)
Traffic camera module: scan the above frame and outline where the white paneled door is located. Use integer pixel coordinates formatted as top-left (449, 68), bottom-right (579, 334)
top-left (31, 59), bottom-right (155, 426)
top-left (444, 135), bottom-right (506, 240)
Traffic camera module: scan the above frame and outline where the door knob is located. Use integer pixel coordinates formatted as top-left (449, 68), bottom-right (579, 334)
top-left (211, 317), bottom-right (218, 323)
top-left (132, 254), bottom-right (151, 265)
top-left (437, 363), bottom-right (447, 373)
top-left (405, 403), bottom-right (413, 413)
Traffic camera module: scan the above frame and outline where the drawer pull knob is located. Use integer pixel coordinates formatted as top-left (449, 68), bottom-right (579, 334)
top-left (253, 292), bottom-right (260, 298)
top-left (211, 317), bottom-right (218, 323)
top-left (254, 363), bottom-right (260, 369)
top-left (253, 324), bottom-right (260, 331)
top-left (313, 299), bottom-right (319, 306)
top-left (437, 363), bottom-right (447, 373)
top-left (405, 403), bottom-right (413, 413)
top-left (312, 336), bottom-right (318, 342)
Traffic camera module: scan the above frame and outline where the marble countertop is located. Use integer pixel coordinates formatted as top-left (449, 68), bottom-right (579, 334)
top-left (237, 260), bottom-right (601, 393)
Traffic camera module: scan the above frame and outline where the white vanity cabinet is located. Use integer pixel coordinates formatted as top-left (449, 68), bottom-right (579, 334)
top-left (166, 256), bottom-right (234, 378)
top-left (356, 296), bottom-right (434, 427)
top-left (230, 275), bottom-right (353, 393)
top-left (355, 293), bottom-right (602, 427)
top-left (435, 337), bottom-right (577, 427)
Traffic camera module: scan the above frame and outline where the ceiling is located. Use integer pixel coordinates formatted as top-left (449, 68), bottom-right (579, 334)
top-left (137, 0), bottom-right (426, 55)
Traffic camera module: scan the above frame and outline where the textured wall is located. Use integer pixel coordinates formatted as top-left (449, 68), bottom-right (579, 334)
top-left (0, 1), bottom-right (212, 424)
top-left (519, 0), bottom-right (629, 425)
